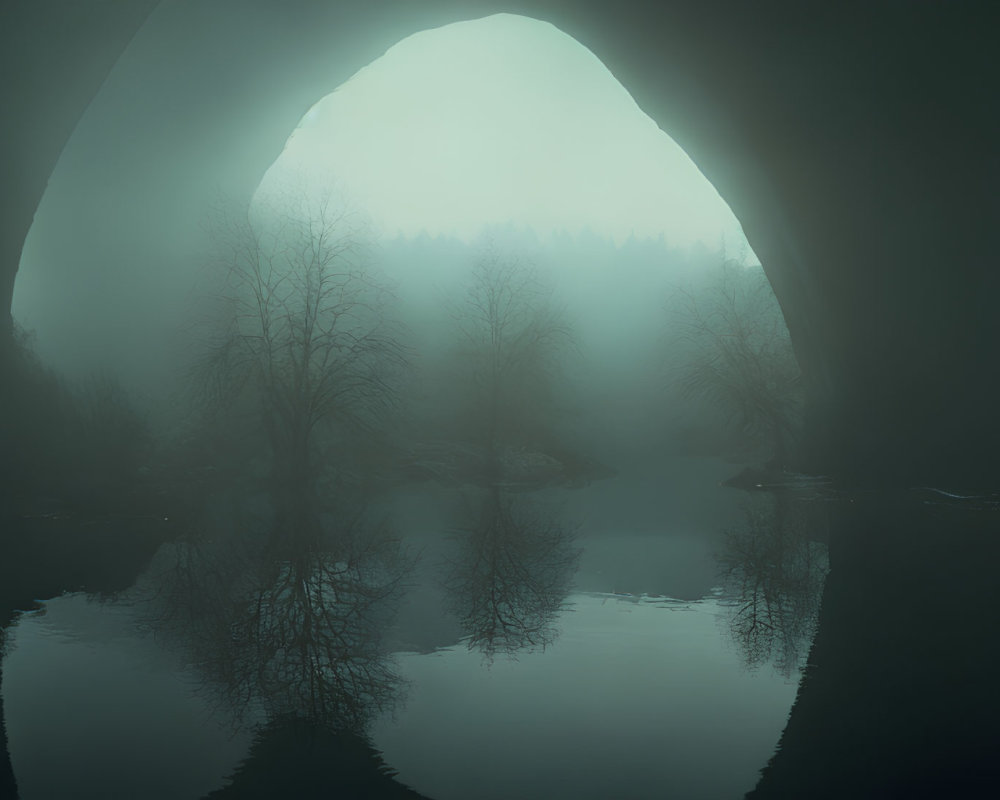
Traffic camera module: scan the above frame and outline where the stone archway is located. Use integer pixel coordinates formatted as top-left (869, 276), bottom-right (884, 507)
top-left (3, 5), bottom-right (1000, 796)
top-left (2, 1), bottom-right (998, 479)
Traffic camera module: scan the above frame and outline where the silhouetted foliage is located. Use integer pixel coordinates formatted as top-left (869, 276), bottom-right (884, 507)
top-left (0, 325), bottom-right (152, 517)
top-left (447, 241), bottom-right (575, 454)
top-left (66, 372), bottom-right (151, 507)
top-left (669, 254), bottom-right (801, 466)
top-left (186, 193), bottom-right (407, 525)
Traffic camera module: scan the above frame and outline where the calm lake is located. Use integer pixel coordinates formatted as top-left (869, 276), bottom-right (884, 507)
top-left (2, 458), bottom-right (826, 799)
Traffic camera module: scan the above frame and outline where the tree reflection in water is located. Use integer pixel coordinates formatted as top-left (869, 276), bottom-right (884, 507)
top-left (203, 716), bottom-right (426, 799)
top-left (140, 499), bottom-right (411, 734)
top-left (443, 488), bottom-right (579, 662)
top-left (718, 494), bottom-right (828, 675)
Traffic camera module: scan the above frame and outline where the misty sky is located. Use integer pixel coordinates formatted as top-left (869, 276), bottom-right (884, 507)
top-left (11, 11), bottom-right (759, 406)
top-left (258, 14), bottom-right (753, 252)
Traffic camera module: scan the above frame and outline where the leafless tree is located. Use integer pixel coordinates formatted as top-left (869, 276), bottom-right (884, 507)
top-left (450, 241), bottom-right (574, 453)
top-left (189, 192), bottom-right (407, 541)
top-left (670, 254), bottom-right (801, 466)
top-left (137, 191), bottom-right (414, 735)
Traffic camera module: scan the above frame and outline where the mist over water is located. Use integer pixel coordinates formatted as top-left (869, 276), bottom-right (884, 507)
top-left (5, 4), bottom-right (999, 799)
top-left (11, 13), bottom-right (755, 424)
top-left (2, 11), bottom-right (827, 800)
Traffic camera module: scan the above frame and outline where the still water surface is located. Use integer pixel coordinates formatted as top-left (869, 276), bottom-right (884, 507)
top-left (2, 458), bottom-right (821, 798)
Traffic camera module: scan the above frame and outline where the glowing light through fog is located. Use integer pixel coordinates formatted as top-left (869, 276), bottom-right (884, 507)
top-left (258, 13), bottom-right (753, 252)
